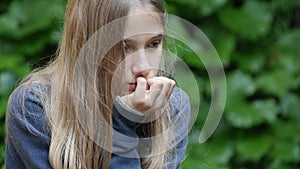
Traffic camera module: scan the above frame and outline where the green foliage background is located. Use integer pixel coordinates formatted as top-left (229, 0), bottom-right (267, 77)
top-left (0, 0), bottom-right (299, 168)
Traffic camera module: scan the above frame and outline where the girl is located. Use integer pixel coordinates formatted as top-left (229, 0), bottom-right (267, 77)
top-left (5, 0), bottom-right (190, 168)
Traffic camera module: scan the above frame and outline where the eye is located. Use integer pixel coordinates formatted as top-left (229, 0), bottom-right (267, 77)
top-left (123, 42), bottom-right (132, 53)
top-left (148, 39), bottom-right (162, 48)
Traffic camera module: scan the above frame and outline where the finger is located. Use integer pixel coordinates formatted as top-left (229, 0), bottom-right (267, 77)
top-left (154, 82), bottom-right (169, 108)
top-left (165, 79), bottom-right (176, 99)
top-left (148, 79), bottom-right (164, 104)
top-left (133, 77), bottom-right (147, 100)
top-left (152, 79), bottom-right (175, 109)
top-left (148, 77), bottom-right (175, 99)
top-left (147, 76), bottom-right (164, 87)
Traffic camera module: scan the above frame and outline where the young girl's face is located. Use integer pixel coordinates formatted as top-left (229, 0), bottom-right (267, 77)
top-left (121, 7), bottom-right (164, 94)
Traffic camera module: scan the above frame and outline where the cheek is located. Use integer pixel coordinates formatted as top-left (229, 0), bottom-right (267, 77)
top-left (147, 50), bottom-right (162, 67)
top-left (124, 57), bottom-right (132, 71)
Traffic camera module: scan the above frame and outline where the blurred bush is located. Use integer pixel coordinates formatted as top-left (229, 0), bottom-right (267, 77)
top-left (165, 0), bottom-right (300, 168)
top-left (0, 0), bottom-right (299, 168)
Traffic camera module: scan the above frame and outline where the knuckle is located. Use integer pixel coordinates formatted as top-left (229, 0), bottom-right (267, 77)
top-left (156, 81), bottom-right (164, 88)
top-left (170, 79), bottom-right (176, 86)
top-left (134, 98), bottom-right (151, 110)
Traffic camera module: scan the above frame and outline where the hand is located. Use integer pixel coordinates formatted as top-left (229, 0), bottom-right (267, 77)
top-left (121, 76), bottom-right (176, 113)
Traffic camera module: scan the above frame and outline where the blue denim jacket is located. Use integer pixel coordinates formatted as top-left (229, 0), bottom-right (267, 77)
top-left (6, 84), bottom-right (190, 169)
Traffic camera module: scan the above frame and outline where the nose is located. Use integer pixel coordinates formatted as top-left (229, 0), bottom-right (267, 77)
top-left (131, 50), bottom-right (151, 77)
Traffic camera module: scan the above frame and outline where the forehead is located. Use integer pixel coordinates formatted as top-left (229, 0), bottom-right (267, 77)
top-left (123, 7), bottom-right (164, 39)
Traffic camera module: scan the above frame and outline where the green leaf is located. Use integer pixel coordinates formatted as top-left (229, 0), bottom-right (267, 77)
top-left (173, 64), bottom-right (204, 108)
top-left (200, 21), bottom-right (236, 67)
top-left (166, 18), bottom-right (205, 69)
top-left (182, 135), bottom-right (233, 168)
top-left (226, 99), bottom-right (277, 128)
top-left (166, 0), bottom-right (227, 17)
top-left (18, 0), bottom-right (63, 36)
top-left (252, 99), bottom-right (278, 124)
top-left (270, 139), bottom-right (300, 163)
top-left (276, 29), bottom-right (300, 56)
top-left (0, 54), bottom-right (30, 77)
top-left (0, 0), bottom-right (63, 37)
top-left (218, 1), bottom-right (273, 40)
top-left (19, 32), bottom-right (53, 55)
top-left (226, 102), bottom-right (257, 128)
top-left (271, 119), bottom-right (300, 141)
top-left (273, 53), bottom-right (300, 75)
top-left (196, 0), bottom-right (228, 17)
top-left (213, 33), bottom-right (235, 68)
top-left (165, 4), bottom-right (178, 14)
top-left (0, 1), bottom-right (20, 35)
top-left (0, 144), bottom-right (5, 166)
top-left (173, 40), bottom-right (204, 69)
top-left (268, 160), bottom-right (300, 169)
top-left (0, 71), bottom-right (18, 119)
top-left (201, 139), bottom-right (234, 165)
top-left (0, 14), bottom-right (18, 35)
top-left (181, 157), bottom-right (229, 169)
top-left (0, 71), bottom-right (17, 96)
top-left (235, 133), bottom-right (272, 161)
top-left (280, 93), bottom-right (300, 120)
top-left (0, 54), bottom-right (24, 70)
top-left (255, 69), bottom-right (294, 98)
top-left (0, 99), bottom-right (9, 119)
top-left (226, 70), bottom-right (256, 102)
top-left (167, 15), bottom-right (222, 70)
top-left (233, 52), bottom-right (266, 74)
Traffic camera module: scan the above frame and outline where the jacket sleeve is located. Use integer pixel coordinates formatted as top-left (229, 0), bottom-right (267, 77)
top-left (5, 84), bottom-right (52, 169)
top-left (109, 98), bottom-right (141, 169)
top-left (164, 87), bottom-right (191, 169)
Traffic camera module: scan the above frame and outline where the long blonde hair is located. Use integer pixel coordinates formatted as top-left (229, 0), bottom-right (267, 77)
top-left (18, 0), bottom-right (174, 168)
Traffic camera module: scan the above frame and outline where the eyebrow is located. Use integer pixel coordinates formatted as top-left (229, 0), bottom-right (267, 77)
top-left (124, 34), bottom-right (163, 44)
